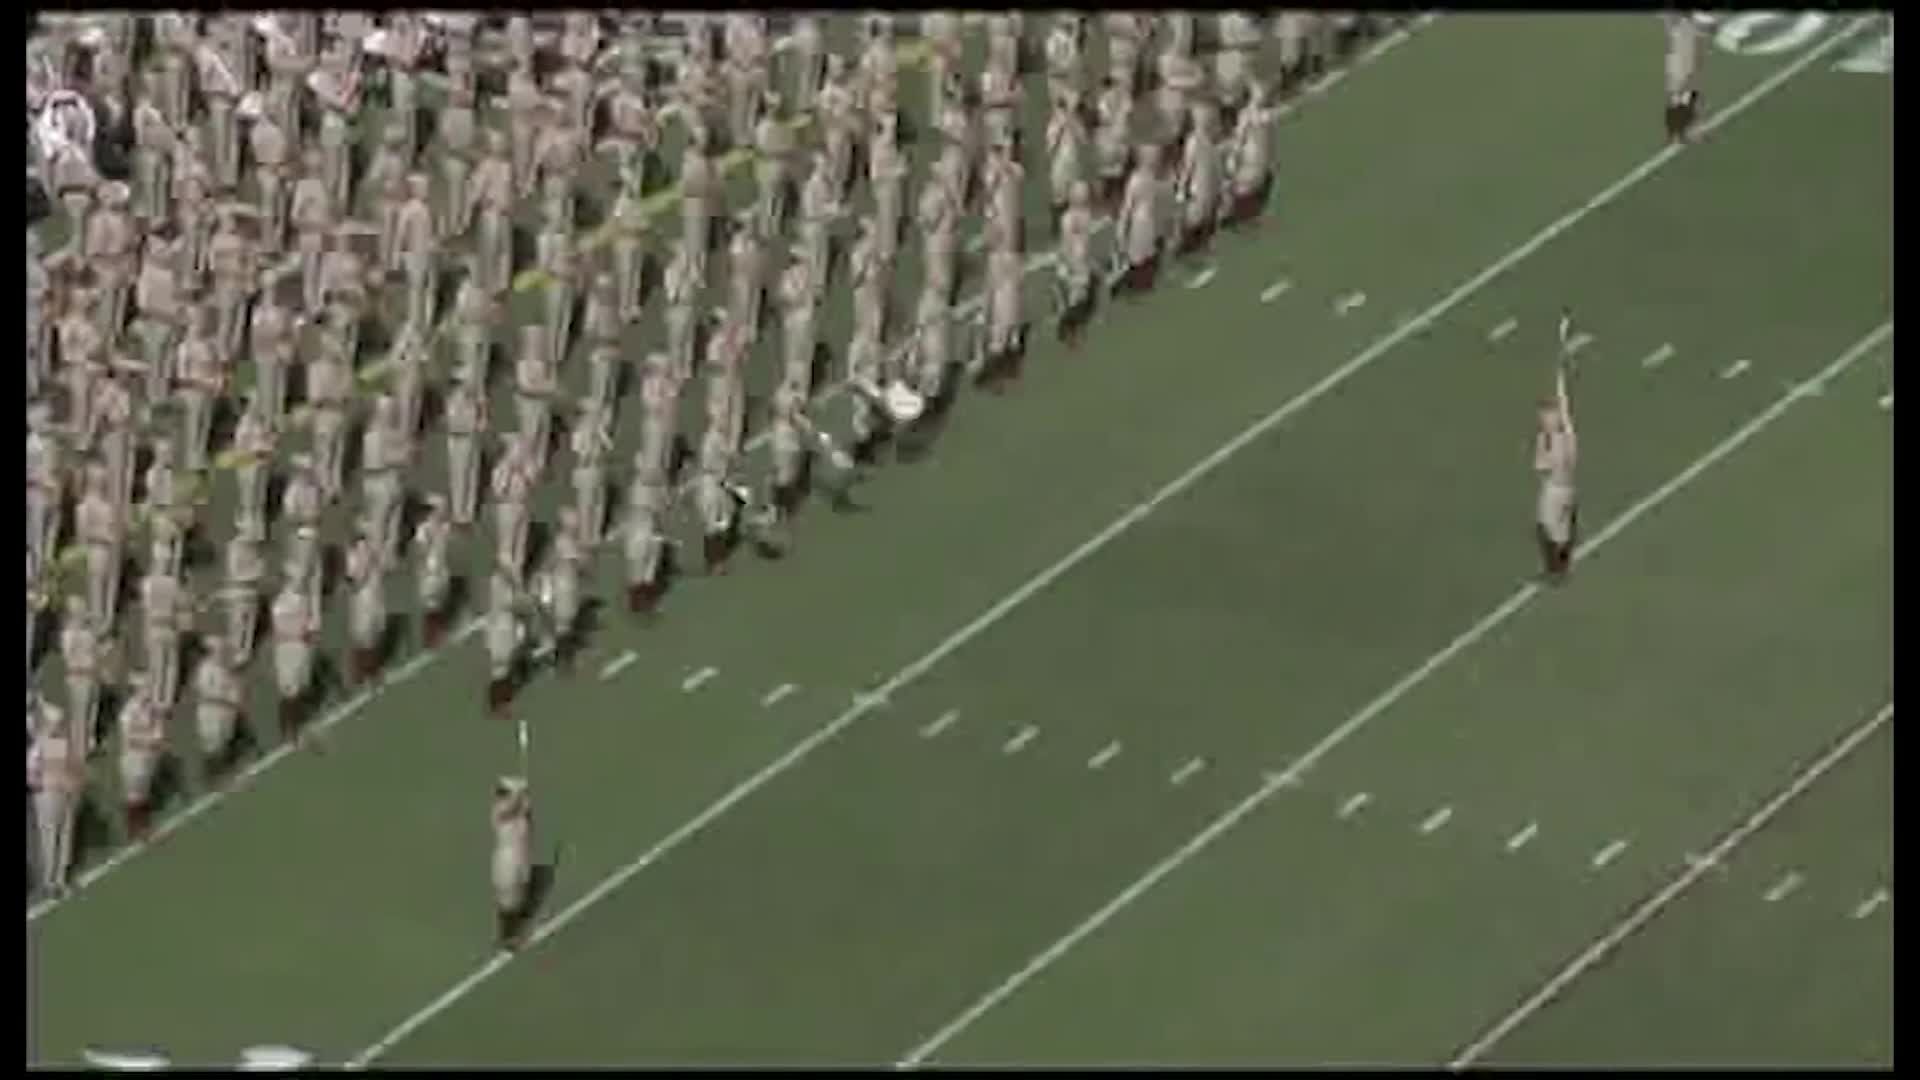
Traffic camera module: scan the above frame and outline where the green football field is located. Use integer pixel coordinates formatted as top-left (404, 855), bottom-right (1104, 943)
top-left (29, 14), bottom-right (1893, 1068)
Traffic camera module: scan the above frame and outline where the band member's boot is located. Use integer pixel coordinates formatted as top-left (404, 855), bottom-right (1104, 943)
top-left (125, 800), bottom-right (151, 841)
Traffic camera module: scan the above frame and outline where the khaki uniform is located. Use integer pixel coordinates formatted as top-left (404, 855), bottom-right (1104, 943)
top-left (492, 449), bottom-right (535, 582)
top-left (570, 408), bottom-right (612, 550)
top-left (1177, 109), bottom-right (1222, 250)
top-left (704, 324), bottom-right (749, 456)
top-left (608, 192), bottom-right (648, 325)
top-left (269, 585), bottom-right (318, 734)
top-left (437, 91), bottom-right (479, 241)
top-left (913, 287), bottom-right (953, 400)
top-left (318, 109), bottom-right (354, 225)
top-left (982, 248), bottom-right (1027, 379)
top-left (490, 782), bottom-right (534, 933)
top-left (88, 371), bottom-right (130, 516)
top-left (622, 465), bottom-right (670, 612)
top-left (1095, 85), bottom-right (1133, 207)
top-left (1047, 106), bottom-right (1087, 227)
top-left (536, 225), bottom-right (577, 368)
top-left (58, 316), bottom-right (106, 440)
top-left (540, 516), bottom-right (586, 651)
top-left (637, 364), bottom-right (680, 484)
top-left (387, 328), bottom-right (429, 463)
top-left (132, 97), bottom-right (176, 225)
top-left (787, 17), bottom-right (827, 112)
top-left (514, 331), bottom-right (558, 469)
top-left (26, 419), bottom-right (64, 576)
top-left (28, 716), bottom-right (82, 895)
top-left (779, 260), bottom-right (820, 395)
top-left (395, 176), bottom-right (438, 333)
top-left (1056, 185), bottom-right (1097, 343)
top-left (469, 136), bottom-right (515, 295)
top-left (413, 503), bottom-right (454, 642)
top-left (484, 572), bottom-right (525, 700)
top-left (77, 472), bottom-right (124, 630)
top-left (797, 158), bottom-right (839, 299)
top-left (846, 321), bottom-right (886, 447)
top-left (920, 173), bottom-right (961, 306)
top-left (445, 378), bottom-right (490, 527)
top-left (1535, 419), bottom-right (1579, 546)
top-left (1665, 15), bottom-right (1703, 99)
top-left (679, 149), bottom-right (717, 276)
top-left (223, 532), bottom-right (266, 665)
top-left (178, 327), bottom-right (226, 472)
top-left (753, 105), bottom-right (796, 236)
top-left (59, 607), bottom-right (104, 758)
top-left (192, 643), bottom-right (243, 767)
top-left (231, 405), bottom-right (275, 538)
top-left (505, 71), bottom-right (543, 197)
top-left (1118, 148), bottom-right (1167, 286)
top-left (84, 186), bottom-right (137, 341)
top-left (305, 332), bottom-right (353, 500)
top-left (249, 114), bottom-right (292, 253)
top-left (359, 402), bottom-right (406, 564)
top-left (139, 570), bottom-right (189, 713)
top-left (818, 66), bottom-right (857, 200)
top-left (346, 539), bottom-right (387, 682)
top-left (1227, 91), bottom-right (1275, 226)
top-left (291, 163), bottom-right (335, 313)
top-left (451, 276), bottom-right (496, 387)
top-left (727, 224), bottom-right (767, 340)
top-left (663, 258), bottom-right (699, 382)
top-left (870, 128), bottom-right (908, 266)
top-left (116, 685), bottom-right (166, 835)
top-left (601, 69), bottom-right (658, 207)
top-left (582, 275), bottom-right (621, 357)
top-left (248, 291), bottom-right (296, 427)
top-left (365, 126), bottom-right (410, 272)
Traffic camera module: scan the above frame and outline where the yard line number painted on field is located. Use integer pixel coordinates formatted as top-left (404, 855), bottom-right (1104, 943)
top-left (1713, 12), bottom-right (1893, 76)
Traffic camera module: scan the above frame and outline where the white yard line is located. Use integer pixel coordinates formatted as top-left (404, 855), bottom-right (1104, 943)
top-left (1852, 888), bottom-right (1890, 920)
top-left (1308, 68), bottom-right (1350, 96)
top-left (387, 651), bottom-right (437, 686)
top-left (1186, 267), bottom-right (1218, 290)
top-left (895, 318), bottom-right (1890, 1067)
top-left (920, 710), bottom-right (961, 739)
top-left (680, 666), bottom-right (719, 693)
top-left (1002, 726), bottom-right (1039, 755)
top-left (1641, 343), bottom-right (1676, 370)
top-left (1335, 291), bottom-right (1369, 316)
top-left (760, 683), bottom-right (799, 707)
top-left (598, 651), bottom-right (638, 681)
top-left (1087, 742), bottom-right (1123, 770)
top-left (1763, 871), bottom-right (1804, 903)
top-left (1338, 792), bottom-right (1373, 820)
top-left (1450, 702), bottom-right (1892, 1069)
top-left (1260, 279), bottom-right (1294, 304)
top-left (1590, 839), bottom-right (1630, 870)
top-left (1565, 332), bottom-right (1595, 356)
top-left (1419, 806), bottom-right (1455, 835)
top-left (350, 23), bottom-right (1866, 1064)
top-left (1721, 358), bottom-right (1753, 380)
top-left (1488, 318), bottom-right (1519, 344)
top-left (38, 13), bottom-right (1439, 935)
top-left (1505, 822), bottom-right (1539, 853)
top-left (1169, 758), bottom-right (1207, 787)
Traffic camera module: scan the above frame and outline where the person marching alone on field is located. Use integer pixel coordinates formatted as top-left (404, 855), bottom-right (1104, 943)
top-left (490, 776), bottom-right (535, 951)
